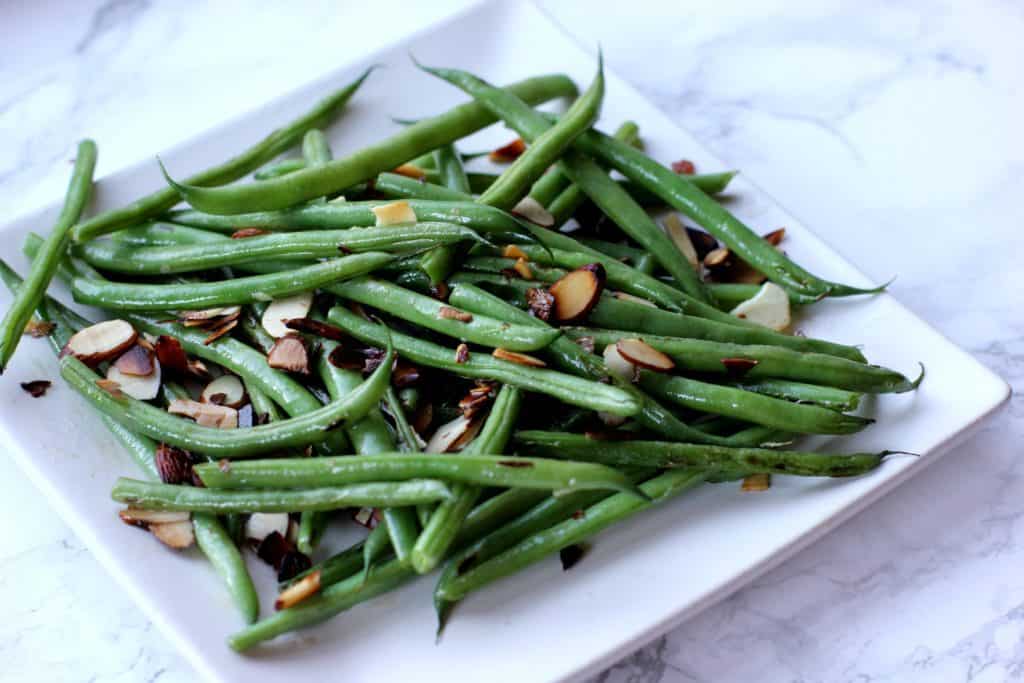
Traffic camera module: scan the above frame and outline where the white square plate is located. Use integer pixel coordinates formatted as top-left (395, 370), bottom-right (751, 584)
top-left (0, 2), bottom-right (1009, 681)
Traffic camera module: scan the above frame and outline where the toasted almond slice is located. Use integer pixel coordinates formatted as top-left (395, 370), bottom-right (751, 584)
top-left (612, 291), bottom-right (658, 308)
top-left (492, 348), bottom-right (546, 367)
top-left (730, 282), bottom-right (791, 331)
top-left (178, 306), bottom-right (241, 324)
top-left (392, 163), bottom-right (427, 179)
top-left (502, 244), bottom-right (528, 260)
top-left (615, 338), bottom-right (675, 372)
top-left (23, 319), bottom-right (56, 338)
top-left (426, 413), bottom-right (482, 453)
top-left (245, 512), bottom-right (290, 543)
top-left (663, 214), bottom-right (700, 269)
top-left (155, 335), bottom-right (190, 374)
top-left (549, 264), bottom-right (605, 323)
top-left (489, 138), bottom-right (526, 163)
top-left (513, 257), bottom-right (533, 279)
top-left (113, 344), bottom-right (155, 377)
top-left (352, 507), bottom-right (377, 529)
top-left (60, 319), bottom-right (137, 365)
top-left (687, 228), bottom-right (719, 260)
top-left (762, 228), bottom-right (786, 246)
top-left (106, 359), bottom-right (162, 400)
top-left (454, 343), bottom-right (469, 364)
top-left (201, 374), bottom-right (246, 408)
top-left (203, 318), bottom-right (238, 345)
top-left (510, 196), bottom-right (554, 227)
top-left (150, 520), bottom-right (195, 549)
top-left (602, 343), bottom-right (636, 382)
top-left (95, 378), bottom-right (125, 399)
top-left (261, 291), bottom-right (313, 338)
top-left (438, 306), bottom-right (472, 322)
top-left (741, 473), bottom-right (771, 492)
top-left (119, 507), bottom-right (191, 526)
top-left (729, 260), bottom-right (768, 285)
top-left (267, 335), bottom-right (310, 374)
top-left (168, 398), bottom-right (238, 429)
top-left (372, 199), bottom-right (417, 226)
top-left (704, 247), bottom-right (731, 268)
top-left (275, 570), bottom-right (321, 610)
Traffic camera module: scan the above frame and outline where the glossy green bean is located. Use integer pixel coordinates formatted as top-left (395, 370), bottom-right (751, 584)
top-left (361, 521), bottom-right (392, 579)
top-left (112, 478), bottom-right (453, 512)
top-left (73, 68), bottom-right (375, 241)
top-left (724, 378), bottom-right (863, 411)
top-left (327, 304), bottom-right (639, 416)
top-left (0, 139), bottom-right (96, 373)
top-left (303, 129), bottom-right (332, 167)
top-left (709, 281), bottom-right (820, 308)
top-left (420, 143), bottom-right (472, 284)
top-left (254, 158), bottom-right (307, 180)
top-left (437, 469), bottom-right (707, 602)
top-left (111, 222), bottom-right (228, 246)
top-left (71, 252), bottom-right (393, 311)
top-left (162, 75), bottom-right (577, 214)
top-left (530, 121), bottom-right (638, 209)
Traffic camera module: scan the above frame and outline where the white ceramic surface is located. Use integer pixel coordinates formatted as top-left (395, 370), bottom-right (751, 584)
top-left (1, 1), bottom-right (1018, 682)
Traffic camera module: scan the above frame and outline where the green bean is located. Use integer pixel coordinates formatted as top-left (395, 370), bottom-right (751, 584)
top-left (302, 129), bottom-right (332, 167)
top-left (330, 277), bottom-right (559, 352)
top-left (327, 304), bottom-right (639, 416)
top-left (194, 452), bottom-right (644, 499)
top-left (516, 431), bottom-right (896, 476)
top-left (71, 252), bottom-right (393, 311)
top-left (75, 224), bottom-right (480, 275)
top-left (411, 386), bottom-right (523, 574)
top-left (724, 379), bottom-right (863, 411)
top-left (72, 68), bottom-right (376, 241)
top-left (59, 340), bottom-right (393, 457)
top-left (287, 537), bottom-right (365, 589)
top-left (254, 158), bottom-right (307, 180)
top-left (112, 478), bottom-right (454, 512)
top-left (437, 469), bottom-right (707, 602)
top-left (361, 521), bottom-right (392, 580)
top-left (420, 143), bottom-right (473, 284)
top-left (709, 281), bottom-right (820, 308)
top-left (161, 75), bottom-right (577, 214)
top-left (547, 124), bottom-right (640, 227)
top-left (111, 222), bottom-right (228, 247)
top-left (418, 63), bottom-right (710, 303)
top-left (638, 371), bottom-right (872, 434)
top-left (0, 139), bottom-right (96, 373)
top-left (569, 329), bottom-right (918, 393)
top-left (385, 386), bottom-right (423, 453)
top-left (530, 121), bottom-right (638, 209)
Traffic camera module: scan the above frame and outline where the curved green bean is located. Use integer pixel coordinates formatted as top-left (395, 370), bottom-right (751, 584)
top-left (254, 158), bottom-right (307, 180)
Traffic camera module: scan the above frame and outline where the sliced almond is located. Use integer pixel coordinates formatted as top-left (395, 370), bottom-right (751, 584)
top-left (492, 348), bottom-right (546, 367)
top-left (23, 319), bottom-right (56, 338)
top-left (762, 228), bottom-right (786, 246)
top-left (502, 245), bottom-right (528, 260)
top-left (663, 213), bottom-right (700, 269)
top-left (741, 473), bottom-right (771, 492)
top-left (352, 507), bottom-right (378, 529)
top-left (155, 335), bottom-right (190, 375)
top-left (426, 413), bottom-right (483, 453)
top-left (392, 163), bottom-right (427, 180)
top-left (154, 444), bottom-right (195, 485)
top-left (722, 357), bottom-right (759, 377)
top-left (686, 228), bottom-right (719, 260)
top-left (703, 247), bottom-right (731, 269)
top-left (602, 343), bottom-right (636, 382)
top-left (113, 344), bottom-right (155, 377)
top-left (202, 318), bottom-right (238, 345)
top-left (95, 378), bottom-right (125, 399)
top-left (510, 197), bottom-right (554, 227)
top-left (454, 343), bottom-right (469, 364)
top-left (267, 334), bottom-right (310, 374)
top-left (178, 306), bottom-right (241, 325)
top-left (261, 291), bottom-right (313, 338)
top-left (438, 306), bottom-right (472, 323)
top-left (119, 507), bottom-right (191, 526)
top-left (612, 291), bottom-right (658, 308)
top-left (168, 398), bottom-right (238, 429)
top-left (615, 338), bottom-right (675, 372)
top-left (372, 200), bottom-right (417, 226)
top-left (489, 138), bottom-right (526, 163)
top-left (730, 282), bottom-right (791, 331)
top-left (201, 374), bottom-right (246, 408)
top-left (275, 569), bottom-right (321, 610)
top-left (549, 264), bottom-right (605, 323)
top-left (513, 258), bottom-right (533, 279)
top-left (106, 359), bottom-right (162, 400)
top-left (60, 319), bottom-right (137, 365)
top-left (150, 520), bottom-right (195, 549)
top-left (245, 512), bottom-right (290, 543)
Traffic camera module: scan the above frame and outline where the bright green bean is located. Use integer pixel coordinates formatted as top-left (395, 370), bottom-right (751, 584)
top-left (727, 378), bottom-right (863, 411)
top-left (254, 158), bottom-right (307, 180)
top-left (420, 143), bottom-right (473, 285)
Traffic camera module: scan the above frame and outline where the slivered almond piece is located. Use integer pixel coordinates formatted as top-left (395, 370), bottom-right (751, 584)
top-left (106, 358), bottom-right (162, 400)
top-left (245, 513), bottom-right (290, 543)
top-left (438, 306), bottom-right (473, 322)
top-left (95, 378), bottom-right (125, 399)
top-left (549, 264), bottom-right (605, 323)
top-left (261, 291), bottom-right (313, 338)
top-left (741, 473), bottom-right (771, 492)
top-left (763, 228), bottom-right (786, 246)
top-left (502, 245), bottom-right (528, 260)
top-left (513, 258), bottom-right (533, 279)
top-left (663, 213), bottom-right (700, 269)
top-left (426, 414), bottom-right (483, 453)
top-left (61, 319), bottom-right (137, 365)
top-left (730, 282), bottom-right (791, 331)
top-left (492, 348), bottom-right (545, 367)
top-left (612, 291), bottom-right (658, 308)
top-left (615, 338), bottom-right (675, 372)
top-left (155, 335), bottom-right (190, 375)
top-left (23, 319), bottom-right (56, 338)
top-left (154, 444), bottom-right (195, 485)
top-left (168, 399), bottom-right (238, 429)
top-left (704, 247), bottom-right (731, 268)
top-left (267, 335), bottom-right (310, 374)
top-left (151, 520), bottom-right (195, 549)
top-left (231, 227), bottom-right (269, 239)
top-left (454, 343), bottom-right (469, 364)
top-left (602, 343), bottom-right (636, 382)
top-left (510, 197), bottom-right (554, 227)
top-left (489, 138), bottom-right (526, 163)
top-left (275, 570), bottom-right (321, 610)
top-left (119, 507), bottom-right (191, 526)
top-left (178, 306), bottom-right (241, 324)
top-left (201, 374), bottom-right (246, 408)
top-left (372, 200), bottom-right (417, 226)
top-left (113, 344), bottom-right (155, 377)
top-left (393, 163), bottom-right (427, 179)
top-left (202, 318), bottom-right (238, 345)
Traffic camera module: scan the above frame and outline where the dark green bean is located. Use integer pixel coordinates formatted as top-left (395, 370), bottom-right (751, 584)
top-left (529, 121), bottom-right (638, 209)
top-left (111, 222), bottom-right (227, 246)
top-left (420, 143), bottom-right (472, 284)
top-left (361, 521), bottom-right (392, 580)
top-left (709, 281), bottom-right (820, 308)
top-left (725, 378), bottom-right (863, 411)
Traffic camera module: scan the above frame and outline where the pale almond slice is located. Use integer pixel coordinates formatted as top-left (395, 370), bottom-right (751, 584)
top-left (245, 512), bottom-right (290, 542)
top-left (372, 200), bottom-right (417, 226)
top-left (426, 413), bottom-right (482, 453)
top-left (510, 197), bottom-right (554, 227)
top-left (106, 358), bottom-right (162, 400)
top-left (615, 338), bottom-right (675, 372)
top-left (60, 319), bottom-right (137, 365)
top-left (549, 264), bottom-right (605, 323)
top-left (168, 398), bottom-right (238, 429)
top-left (275, 569), bottom-right (321, 610)
top-left (261, 291), bottom-right (313, 338)
top-left (730, 282), bottom-right (791, 331)
top-left (267, 335), bottom-right (310, 374)
top-left (178, 306), bottom-right (241, 325)
top-left (200, 374), bottom-right (246, 408)
top-left (741, 473), bottom-right (771, 492)
top-left (602, 343), bottom-right (636, 382)
top-left (113, 344), bottom-right (155, 376)
top-left (150, 520), bottom-right (195, 549)
top-left (492, 348), bottom-right (546, 367)
top-left (612, 291), bottom-right (658, 308)
top-left (119, 507), bottom-right (191, 526)
top-left (663, 213), bottom-right (700, 269)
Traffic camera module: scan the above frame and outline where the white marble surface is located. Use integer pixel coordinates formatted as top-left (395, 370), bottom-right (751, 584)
top-left (1, 1), bottom-right (1020, 681)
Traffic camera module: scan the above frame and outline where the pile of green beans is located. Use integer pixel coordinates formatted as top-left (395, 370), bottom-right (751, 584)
top-left (0, 55), bottom-right (925, 654)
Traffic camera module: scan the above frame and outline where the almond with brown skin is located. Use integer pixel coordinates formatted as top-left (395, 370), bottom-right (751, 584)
top-left (23, 319), bottom-right (56, 338)
top-left (155, 335), bottom-right (190, 375)
top-left (492, 348), bottom-right (546, 367)
top-left (113, 344), bottom-right (155, 377)
top-left (438, 306), bottom-right (473, 322)
top-left (150, 520), bottom-right (195, 549)
top-left (202, 318), bottom-right (238, 345)
top-left (741, 473), bottom-right (771, 492)
top-left (95, 378), bottom-right (125, 399)
top-left (275, 570), bottom-right (321, 610)
top-left (154, 443), bottom-right (195, 485)
top-left (284, 317), bottom-right (348, 341)
top-left (426, 414), bottom-right (483, 453)
top-left (489, 138), bottom-right (526, 163)
top-left (231, 227), bottom-right (269, 239)
top-left (763, 228), bottom-right (786, 246)
top-left (721, 357), bottom-right (759, 377)
top-left (119, 508), bottom-right (190, 527)
top-left (167, 399), bottom-right (238, 429)
top-left (549, 264), bottom-right (606, 323)
top-left (686, 228), bottom-right (719, 260)
top-left (106, 356), bottom-right (162, 400)
top-left (261, 292), bottom-right (313, 338)
top-left (61, 319), bottom-right (138, 365)
top-left (615, 338), bottom-right (675, 372)
top-left (267, 335), bottom-right (310, 374)
top-left (178, 306), bottom-right (241, 326)
top-left (454, 343), bottom-right (469, 364)
top-left (200, 375), bottom-right (247, 408)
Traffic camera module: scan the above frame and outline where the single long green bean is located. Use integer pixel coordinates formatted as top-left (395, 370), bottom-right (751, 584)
top-left (420, 143), bottom-right (473, 284)
top-left (0, 139), bottom-right (97, 373)
top-left (73, 68), bottom-right (375, 241)
top-left (727, 378), bottom-right (863, 411)
top-left (529, 121), bottom-right (638, 209)
top-left (254, 158), bottom-right (307, 180)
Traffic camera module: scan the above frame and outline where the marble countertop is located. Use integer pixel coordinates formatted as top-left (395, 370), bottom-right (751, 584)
top-left (1, 1), bottom-right (1020, 681)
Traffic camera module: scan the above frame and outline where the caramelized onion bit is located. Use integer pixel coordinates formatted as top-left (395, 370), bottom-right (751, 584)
top-left (155, 335), bottom-right (190, 375)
